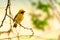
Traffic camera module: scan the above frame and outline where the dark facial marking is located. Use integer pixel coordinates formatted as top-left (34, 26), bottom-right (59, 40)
top-left (21, 11), bottom-right (25, 14)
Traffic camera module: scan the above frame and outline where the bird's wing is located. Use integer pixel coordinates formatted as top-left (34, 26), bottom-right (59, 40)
top-left (13, 13), bottom-right (19, 21)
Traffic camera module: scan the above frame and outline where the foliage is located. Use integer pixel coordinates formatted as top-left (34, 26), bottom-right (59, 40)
top-left (37, 1), bottom-right (51, 17)
top-left (31, 0), bottom-right (51, 17)
top-left (31, 1), bottom-right (36, 6)
top-left (30, 0), bottom-right (51, 30)
top-left (30, 14), bottom-right (48, 30)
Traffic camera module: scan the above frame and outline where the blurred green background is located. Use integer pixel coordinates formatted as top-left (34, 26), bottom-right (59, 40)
top-left (0, 0), bottom-right (60, 40)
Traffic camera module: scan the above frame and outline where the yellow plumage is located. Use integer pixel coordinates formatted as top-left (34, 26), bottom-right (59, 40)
top-left (13, 9), bottom-right (25, 27)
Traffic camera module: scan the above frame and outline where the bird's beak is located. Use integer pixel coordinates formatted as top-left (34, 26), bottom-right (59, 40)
top-left (23, 11), bottom-right (25, 13)
top-left (24, 11), bottom-right (25, 13)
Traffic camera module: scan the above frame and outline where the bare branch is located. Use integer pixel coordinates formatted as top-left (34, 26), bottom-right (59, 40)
top-left (7, 14), bottom-right (34, 37)
top-left (19, 24), bottom-right (34, 38)
top-left (0, 0), bottom-right (34, 40)
top-left (0, 0), bottom-right (10, 27)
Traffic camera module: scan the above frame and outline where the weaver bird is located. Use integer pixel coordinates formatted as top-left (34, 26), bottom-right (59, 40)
top-left (13, 9), bottom-right (25, 28)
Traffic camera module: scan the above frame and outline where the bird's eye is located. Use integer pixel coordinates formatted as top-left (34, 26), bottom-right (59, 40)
top-left (21, 11), bottom-right (24, 13)
top-left (21, 11), bottom-right (25, 13)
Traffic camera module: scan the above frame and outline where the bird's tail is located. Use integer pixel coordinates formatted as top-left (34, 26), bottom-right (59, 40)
top-left (13, 23), bottom-right (17, 28)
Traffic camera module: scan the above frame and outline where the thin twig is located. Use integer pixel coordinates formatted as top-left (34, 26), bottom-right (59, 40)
top-left (17, 33), bottom-right (20, 40)
top-left (0, 0), bottom-right (10, 27)
top-left (19, 24), bottom-right (34, 38)
top-left (7, 14), bottom-right (34, 38)
top-left (7, 14), bottom-right (14, 20)
top-left (8, 0), bottom-right (12, 40)
top-left (0, 35), bottom-right (57, 40)
top-left (0, 0), bottom-right (34, 39)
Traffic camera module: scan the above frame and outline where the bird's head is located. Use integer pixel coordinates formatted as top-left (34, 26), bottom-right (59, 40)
top-left (19, 9), bottom-right (25, 14)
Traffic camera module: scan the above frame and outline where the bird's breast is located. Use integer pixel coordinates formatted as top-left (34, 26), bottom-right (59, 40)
top-left (14, 14), bottom-right (24, 24)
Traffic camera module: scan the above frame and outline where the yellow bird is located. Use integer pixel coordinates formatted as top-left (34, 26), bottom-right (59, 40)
top-left (13, 9), bottom-right (25, 27)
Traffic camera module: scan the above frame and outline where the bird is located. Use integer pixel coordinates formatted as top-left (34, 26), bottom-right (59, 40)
top-left (13, 9), bottom-right (25, 28)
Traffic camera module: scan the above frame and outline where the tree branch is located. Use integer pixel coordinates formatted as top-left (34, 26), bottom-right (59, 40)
top-left (0, 0), bottom-right (10, 27)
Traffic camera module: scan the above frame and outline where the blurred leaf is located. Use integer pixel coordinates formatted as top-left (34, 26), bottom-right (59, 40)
top-left (30, 14), bottom-right (48, 30)
top-left (37, 1), bottom-right (51, 12)
top-left (30, 0), bottom-right (52, 18)
top-left (37, 1), bottom-right (51, 17)
top-left (59, 3), bottom-right (60, 5)
top-left (30, 0), bottom-right (52, 30)
top-left (31, 2), bottom-right (36, 6)
top-left (48, 38), bottom-right (57, 40)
